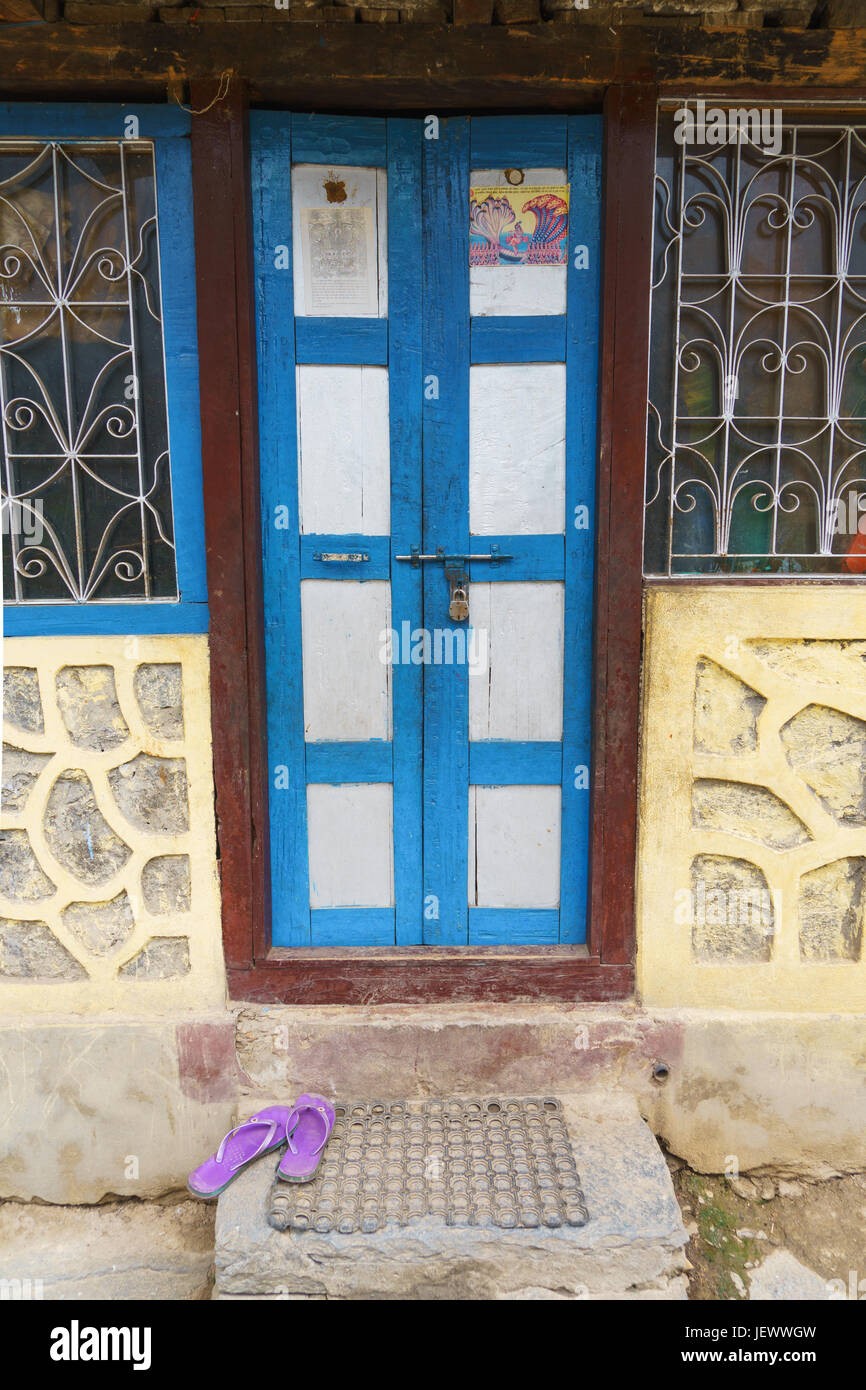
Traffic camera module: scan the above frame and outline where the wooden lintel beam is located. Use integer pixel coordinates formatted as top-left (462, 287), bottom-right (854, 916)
top-left (0, 23), bottom-right (864, 106)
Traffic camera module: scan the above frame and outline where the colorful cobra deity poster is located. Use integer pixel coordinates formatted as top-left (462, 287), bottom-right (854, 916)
top-left (469, 184), bottom-right (570, 267)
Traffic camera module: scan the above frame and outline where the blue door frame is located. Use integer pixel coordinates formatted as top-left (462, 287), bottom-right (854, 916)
top-left (251, 113), bottom-right (601, 949)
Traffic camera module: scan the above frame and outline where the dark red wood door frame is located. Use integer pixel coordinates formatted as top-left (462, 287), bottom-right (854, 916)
top-left (190, 79), bottom-right (270, 977)
top-left (192, 81), bottom-right (655, 1004)
top-left (589, 85), bottom-right (657, 966)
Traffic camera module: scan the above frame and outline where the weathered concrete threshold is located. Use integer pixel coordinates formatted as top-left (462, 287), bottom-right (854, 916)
top-left (214, 1093), bottom-right (689, 1300)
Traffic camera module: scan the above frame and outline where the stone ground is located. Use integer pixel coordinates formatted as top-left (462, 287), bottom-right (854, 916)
top-left (2, 1156), bottom-right (863, 1300)
top-left (666, 1153), bottom-right (866, 1301)
top-left (0, 1194), bottom-right (216, 1300)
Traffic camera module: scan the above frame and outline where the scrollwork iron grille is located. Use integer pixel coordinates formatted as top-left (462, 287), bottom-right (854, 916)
top-left (0, 139), bottom-right (177, 603)
top-left (646, 107), bottom-right (866, 577)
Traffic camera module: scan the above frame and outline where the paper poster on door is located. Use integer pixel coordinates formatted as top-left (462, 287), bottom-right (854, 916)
top-left (469, 185), bottom-right (569, 267)
top-left (299, 205), bottom-right (379, 315)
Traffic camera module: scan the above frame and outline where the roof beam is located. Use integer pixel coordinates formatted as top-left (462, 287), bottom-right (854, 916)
top-left (0, 22), bottom-right (864, 106)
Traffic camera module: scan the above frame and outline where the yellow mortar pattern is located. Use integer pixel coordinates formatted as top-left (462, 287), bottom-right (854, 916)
top-left (639, 586), bottom-right (866, 1012)
top-left (0, 634), bottom-right (225, 1014)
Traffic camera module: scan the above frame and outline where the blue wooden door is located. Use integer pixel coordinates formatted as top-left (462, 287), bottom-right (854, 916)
top-left (251, 114), bottom-right (600, 948)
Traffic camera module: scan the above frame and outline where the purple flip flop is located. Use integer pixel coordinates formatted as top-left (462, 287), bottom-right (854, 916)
top-left (187, 1105), bottom-right (293, 1199)
top-left (277, 1094), bottom-right (336, 1184)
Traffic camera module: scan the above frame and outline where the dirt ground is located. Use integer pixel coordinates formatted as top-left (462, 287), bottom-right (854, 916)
top-left (666, 1153), bottom-right (866, 1300)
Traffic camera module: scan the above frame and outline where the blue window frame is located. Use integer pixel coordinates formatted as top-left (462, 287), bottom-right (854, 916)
top-left (0, 104), bottom-right (207, 636)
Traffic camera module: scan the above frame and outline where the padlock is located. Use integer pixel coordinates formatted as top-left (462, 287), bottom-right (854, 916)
top-left (449, 584), bottom-right (470, 622)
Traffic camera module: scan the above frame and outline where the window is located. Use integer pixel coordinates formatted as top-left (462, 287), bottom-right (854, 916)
top-left (0, 139), bottom-right (178, 604)
top-left (646, 104), bottom-right (866, 577)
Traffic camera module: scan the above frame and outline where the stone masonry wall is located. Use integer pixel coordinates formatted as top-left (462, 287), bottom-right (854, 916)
top-left (0, 634), bottom-right (225, 1014)
top-left (639, 587), bottom-right (866, 1012)
top-left (16, 0), bottom-right (862, 33)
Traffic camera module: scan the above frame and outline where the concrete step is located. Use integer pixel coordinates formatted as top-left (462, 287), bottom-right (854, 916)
top-left (234, 1002), bottom-right (666, 1105)
top-left (214, 1091), bottom-right (688, 1300)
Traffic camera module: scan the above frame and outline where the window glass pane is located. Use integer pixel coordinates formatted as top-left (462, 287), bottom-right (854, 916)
top-left (646, 108), bottom-right (866, 577)
top-left (0, 140), bottom-right (177, 602)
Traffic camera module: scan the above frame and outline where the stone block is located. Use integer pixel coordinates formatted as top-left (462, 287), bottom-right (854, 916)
top-left (749, 1249), bottom-right (831, 1301)
top-left (55, 666), bottom-right (129, 752)
top-left (0, 1199), bottom-right (215, 1300)
top-left (159, 5), bottom-right (228, 15)
top-left (2, 745), bottom-right (54, 814)
top-left (44, 770), bottom-right (131, 886)
top-left (0, 830), bottom-right (57, 903)
top-left (781, 704), bottom-right (866, 826)
top-left (141, 855), bottom-right (191, 914)
top-left (398, 0), bottom-right (447, 17)
top-left (62, 890), bottom-right (136, 957)
top-left (798, 858), bottom-right (865, 962)
top-left (2, 669), bottom-right (44, 734)
top-left (0, 919), bottom-right (85, 981)
top-left (454, 0), bottom-right (494, 21)
top-left (118, 935), bottom-right (191, 980)
top-left (65, 2), bottom-right (156, 19)
top-left (822, 0), bottom-right (865, 22)
top-left (494, 0), bottom-right (540, 20)
top-left (0, 1016), bottom-right (238, 1203)
top-left (542, 0), bottom-right (614, 17)
top-left (748, 638), bottom-right (866, 690)
top-left (767, 2), bottom-right (816, 22)
top-left (691, 779), bottom-right (811, 852)
top-left (690, 854), bottom-right (774, 962)
top-left (133, 664), bottom-right (184, 740)
top-left (214, 1093), bottom-right (688, 1299)
top-left (639, 0), bottom-right (737, 11)
top-left (107, 754), bottom-right (189, 835)
top-left (693, 657), bottom-right (765, 756)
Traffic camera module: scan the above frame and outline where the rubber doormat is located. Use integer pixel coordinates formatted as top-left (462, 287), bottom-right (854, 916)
top-left (267, 1096), bottom-right (589, 1234)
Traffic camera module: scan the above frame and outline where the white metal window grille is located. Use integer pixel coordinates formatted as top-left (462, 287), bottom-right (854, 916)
top-left (646, 105), bottom-right (866, 577)
top-left (0, 139), bottom-right (177, 603)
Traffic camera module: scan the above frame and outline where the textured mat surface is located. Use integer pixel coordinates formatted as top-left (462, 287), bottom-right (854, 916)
top-left (267, 1095), bottom-right (589, 1235)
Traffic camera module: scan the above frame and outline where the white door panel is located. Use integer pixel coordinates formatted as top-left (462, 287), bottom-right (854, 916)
top-left (301, 580), bottom-right (392, 741)
top-left (308, 783), bottom-right (394, 907)
top-left (469, 785), bottom-right (562, 908)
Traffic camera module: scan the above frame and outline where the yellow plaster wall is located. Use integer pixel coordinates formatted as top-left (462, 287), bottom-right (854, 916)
top-left (638, 586), bottom-right (866, 1011)
top-left (0, 634), bottom-right (225, 1014)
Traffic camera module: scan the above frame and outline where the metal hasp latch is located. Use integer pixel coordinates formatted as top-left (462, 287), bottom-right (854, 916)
top-left (394, 545), bottom-right (512, 624)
